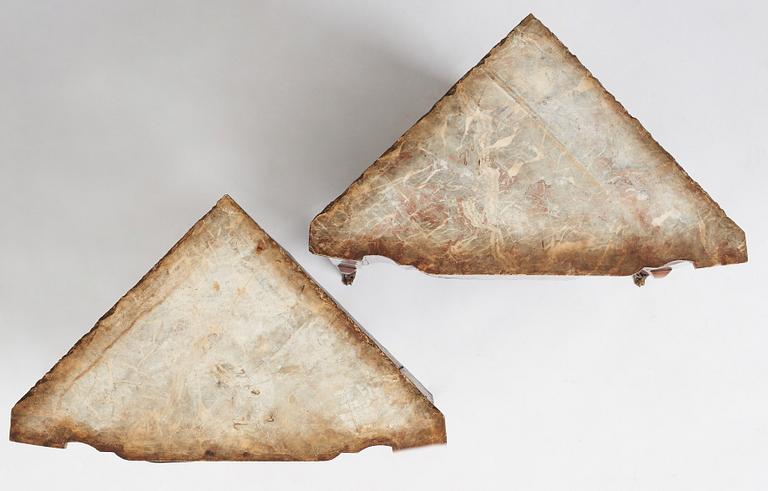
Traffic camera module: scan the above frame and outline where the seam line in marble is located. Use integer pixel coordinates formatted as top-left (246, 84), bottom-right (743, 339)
top-left (478, 66), bottom-right (610, 195)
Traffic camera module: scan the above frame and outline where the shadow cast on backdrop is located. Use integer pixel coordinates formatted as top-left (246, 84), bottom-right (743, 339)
top-left (225, 4), bottom-right (453, 256)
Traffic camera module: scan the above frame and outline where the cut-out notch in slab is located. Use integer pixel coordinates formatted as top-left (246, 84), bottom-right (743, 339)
top-left (309, 14), bottom-right (747, 285)
top-left (10, 195), bottom-right (445, 461)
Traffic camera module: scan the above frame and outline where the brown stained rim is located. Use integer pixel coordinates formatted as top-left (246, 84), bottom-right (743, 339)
top-left (10, 195), bottom-right (446, 460)
top-left (308, 13), bottom-right (747, 278)
top-left (9, 424), bottom-right (445, 462)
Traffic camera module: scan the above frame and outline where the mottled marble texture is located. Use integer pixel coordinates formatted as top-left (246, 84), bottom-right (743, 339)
top-left (10, 196), bottom-right (445, 461)
top-left (310, 15), bottom-right (747, 281)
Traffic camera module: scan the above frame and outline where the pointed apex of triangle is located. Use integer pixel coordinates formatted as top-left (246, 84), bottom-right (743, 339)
top-left (521, 13), bottom-right (540, 25)
top-left (217, 193), bottom-right (236, 206)
top-left (310, 15), bottom-right (746, 285)
top-left (11, 197), bottom-right (445, 461)
top-left (212, 194), bottom-right (250, 218)
top-left (504, 14), bottom-right (544, 41)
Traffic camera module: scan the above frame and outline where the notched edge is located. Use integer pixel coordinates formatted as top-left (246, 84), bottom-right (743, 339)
top-left (10, 194), bottom-right (447, 461)
top-left (308, 15), bottom-right (748, 282)
top-left (9, 418), bottom-right (446, 462)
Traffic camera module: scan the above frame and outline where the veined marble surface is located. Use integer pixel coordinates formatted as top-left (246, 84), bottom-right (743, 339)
top-left (11, 196), bottom-right (445, 461)
top-left (310, 15), bottom-right (746, 281)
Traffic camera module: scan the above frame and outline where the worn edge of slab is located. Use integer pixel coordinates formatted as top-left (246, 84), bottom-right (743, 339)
top-left (10, 195), bottom-right (446, 461)
top-left (308, 13), bottom-right (747, 278)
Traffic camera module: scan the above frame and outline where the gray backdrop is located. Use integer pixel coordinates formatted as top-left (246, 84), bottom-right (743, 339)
top-left (1, 1), bottom-right (766, 490)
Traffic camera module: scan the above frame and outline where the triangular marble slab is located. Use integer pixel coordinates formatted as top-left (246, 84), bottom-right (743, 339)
top-left (11, 196), bottom-right (445, 461)
top-left (309, 14), bottom-right (746, 285)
